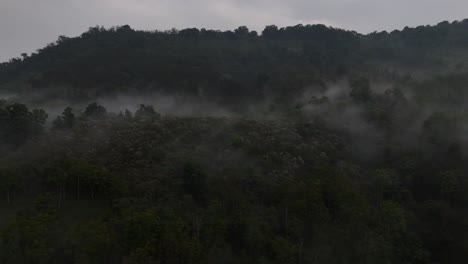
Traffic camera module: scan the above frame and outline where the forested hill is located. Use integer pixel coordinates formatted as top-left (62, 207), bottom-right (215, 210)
top-left (1, 20), bottom-right (468, 264)
top-left (2, 20), bottom-right (468, 105)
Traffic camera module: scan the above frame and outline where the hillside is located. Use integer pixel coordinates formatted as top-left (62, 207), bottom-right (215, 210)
top-left (2, 21), bottom-right (468, 107)
top-left (0, 21), bottom-right (468, 264)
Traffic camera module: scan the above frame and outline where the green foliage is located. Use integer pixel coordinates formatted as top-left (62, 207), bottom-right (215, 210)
top-left (0, 103), bottom-right (47, 145)
top-left (84, 102), bottom-right (107, 118)
top-left (53, 107), bottom-right (75, 130)
top-left (0, 167), bottom-right (21, 203)
top-left (0, 112), bottom-right (465, 263)
top-left (1, 20), bottom-right (468, 264)
top-left (69, 220), bottom-right (113, 264)
top-left (181, 162), bottom-right (207, 202)
top-left (134, 104), bottom-right (160, 120)
top-left (1, 194), bottom-right (57, 264)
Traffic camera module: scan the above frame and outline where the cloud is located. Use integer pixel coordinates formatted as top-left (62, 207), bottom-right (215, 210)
top-left (1, 0), bottom-right (468, 62)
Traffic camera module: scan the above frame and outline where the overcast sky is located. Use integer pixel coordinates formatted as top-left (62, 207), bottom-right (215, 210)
top-left (1, 0), bottom-right (468, 62)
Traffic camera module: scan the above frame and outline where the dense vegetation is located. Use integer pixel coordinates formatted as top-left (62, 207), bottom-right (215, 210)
top-left (3, 20), bottom-right (468, 107)
top-left (1, 21), bottom-right (468, 263)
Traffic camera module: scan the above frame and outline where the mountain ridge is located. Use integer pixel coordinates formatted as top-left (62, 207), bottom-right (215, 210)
top-left (2, 19), bottom-right (468, 106)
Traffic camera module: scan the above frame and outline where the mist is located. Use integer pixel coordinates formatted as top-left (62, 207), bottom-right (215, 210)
top-left (2, 18), bottom-right (468, 264)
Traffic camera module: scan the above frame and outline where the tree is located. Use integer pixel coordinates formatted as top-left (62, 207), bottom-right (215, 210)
top-left (53, 107), bottom-right (75, 130)
top-left (234, 26), bottom-right (249, 37)
top-left (124, 109), bottom-right (133, 120)
top-left (0, 103), bottom-right (48, 145)
top-left (179, 28), bottom-right (200, 38)
top-left (62, 107), bottom-right (75, 128)
top-left (45, 165), bottom-right (69, 208)
top-left (0, 167), bottom-right (20, 204)
top-left (422, 112), bottom-right (459, 146)
top-left (83, 102), bottom-right (107, 118)
top-left (181, 162), bottom-right (207, 202)
top-left (85, 168), bottom-right (112, 199)
top-left (70, 221), bottom-right (114, 263)
top-left (135, 104), bottom-right (159, 120)
top-left (440, 170), bottom-right (467, 203)
top-left (44, 160), bottom-right (113, 201)
top-left (262, 25), bottom-right (279, 38)
top-left (1, 193), bottom-right (57, 263)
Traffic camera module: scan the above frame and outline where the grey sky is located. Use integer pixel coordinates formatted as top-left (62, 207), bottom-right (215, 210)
top-left (1, 0), bottom-right (468, 62)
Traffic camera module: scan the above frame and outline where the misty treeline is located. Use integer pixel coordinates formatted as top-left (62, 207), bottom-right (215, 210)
top-left (0, 20), bottom-right (468, 263)
top-left (3, 20), bottom-right (468, 107)
top-left (0, 71), bottom-right (467, 263)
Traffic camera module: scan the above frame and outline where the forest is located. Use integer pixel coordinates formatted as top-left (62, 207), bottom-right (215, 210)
top-left (0, 21), bottom-right (468, 263)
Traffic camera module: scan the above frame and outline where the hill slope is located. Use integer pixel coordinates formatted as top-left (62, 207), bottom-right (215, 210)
top-left (2, 20), bottom-right (468, 107)
top-left (1, 20), bottom-right (468, 264)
